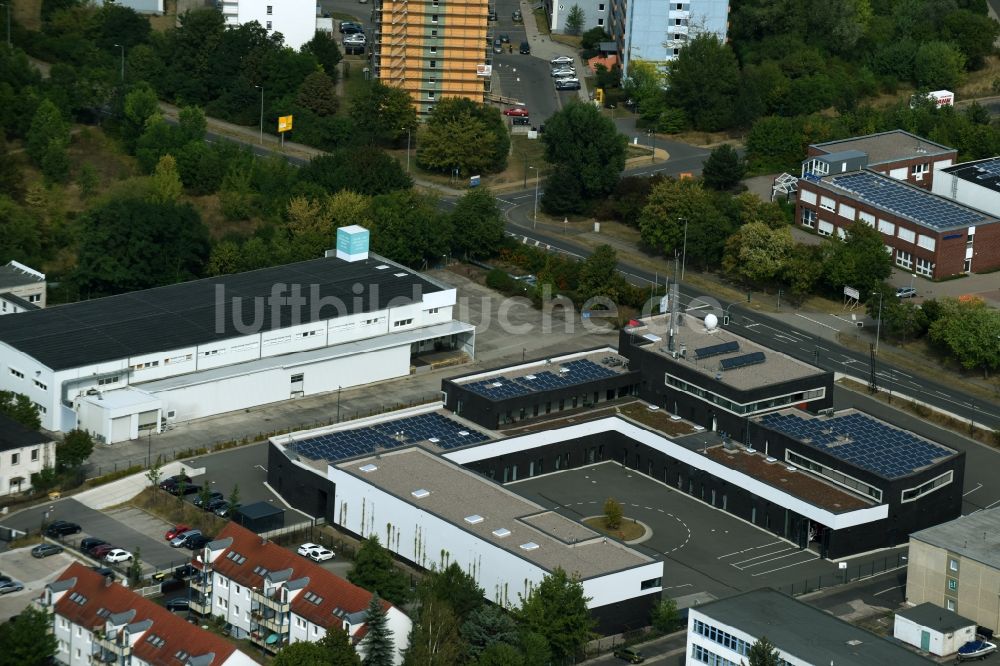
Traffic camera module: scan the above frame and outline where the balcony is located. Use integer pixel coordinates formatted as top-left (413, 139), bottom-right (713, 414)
top-left (190, 575), bottom-right (213, 595)
top-left (249, 630), bottom-right (287, 654)
top-left (189, 595), bottom-right (212, 616)
top-left (91, 635), bottom-right (131, 663)
top-left (250, 588), bottom-right (290, 614)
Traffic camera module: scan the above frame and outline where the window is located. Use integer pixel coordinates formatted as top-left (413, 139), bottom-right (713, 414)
top-left (801, 208), bottom-right (816, 228)
top-left (949, 558), bottom-right (959, 572)
top-left (817, 220), bottom-right (834, 237)
top-left (429, 60), bottom-right (437, 68)
top-left (948, 578), bottom-right (958, 591)
top-left (877, 219), bottom-right (895, 235)
top-left (819, 196), bottom-right (835, 212)
top-left (266, 4), bottom-right (272, 13)
top-left (428, 91), bottom-right (435, 100)
top-left (897, 227), bottom-right (915, 243)
top-left (800, 189), bottom-right (817, 205)
top-left (916, 257), bottom-right (934, 277)
top-left (28, 294), bottom-right (41, 303)
top-left (672, 48), bottom-right (679, 56)
top-left (9, 368), bottom-right (23, 379)
top-left (431, 14), bottom-right (438, 22)
top-left (895, 250), bottom-right (913, 270)
top-left (598, 2), bottom-right (604, 8)
top-left (691, 619), bottom-right (749, 658)
top-left (838, 203), bottom-right (855, 220)
top-left (902, 471), bottom-right (953, 502)
top-left (31, 449), bottom-right (38, 462)
top-left (11, 453), bottom-right (19, 465)
top-left (35, 402), bottom-right (46, 414)
top-left (34, 379), bottom-right (47, 390)
top-left (786, 450), bottom-right (883, 502)
top-left (425, 307), bottom-right (439, 314)
top-left (917, 234), bottom-right (936, 251)
top-left (912, 163), bottom-right (929, 179)
top-left (429, 46), bottom-right (437, 54)
top-left (859, 211), bottom-right (875, 227)
top-left (97, 376), bottom-right (119, 386)
top-left (947, 599), bottom-right (956, 611)
top-left (290, 374), bottom-right (304, 383)
top-left (431, 29), bottom-right (438, 36)
top-left (266, 21), bottom-right (272, 29)
top-left (393, 318), bottom-right (413, 327)
top-left (597, 18), bottom-right (604, 25)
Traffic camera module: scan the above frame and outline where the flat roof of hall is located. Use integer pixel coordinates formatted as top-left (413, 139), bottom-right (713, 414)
top-left (627, 315), bottom-right (824, 391)
top-left (944, 156), bottom-right (1000, 194)
top-left (695, 588), bottom-right (935, 665)
top-left (811, 130), bottom-right (954, 165)
top-left (0, 254), bottom-right (445, 371)
top-left (910, 507), bottom-right (1000, 570)
top-left (335, 447), bottom-right (654, 579)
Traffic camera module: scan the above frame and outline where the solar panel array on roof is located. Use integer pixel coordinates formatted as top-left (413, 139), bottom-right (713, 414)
top-left (464, 358), bottom-right (619, 401)
top-left (694, 340), bottom-right (739, 360)
top-left (719, 351), bottom-right (765, 371)
top-left (829, 172), bottom-right (984, 231)
top-left (974, 158), bottom-right (1000, 178)
top-left (293, 412), bottom-right (489, 462)
top-left (760, 412), bottom-right (953, 479)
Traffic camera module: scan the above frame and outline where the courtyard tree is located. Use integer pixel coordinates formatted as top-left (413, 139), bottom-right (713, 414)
top-left (603, 497), bottom-right (623, 530)
top-left (0, 606), bottom-right (58, 665)
top-left (349, 535), bottom-right (411, 605)
top-left (0, 391), bottom-right (42, 430)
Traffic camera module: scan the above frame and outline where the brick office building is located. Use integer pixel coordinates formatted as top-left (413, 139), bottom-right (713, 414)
top-left (804, 130), bottom-right (957, 190)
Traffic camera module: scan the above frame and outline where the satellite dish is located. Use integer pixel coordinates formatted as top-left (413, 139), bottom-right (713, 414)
top-left (705, 313), bottom-right (718, 330)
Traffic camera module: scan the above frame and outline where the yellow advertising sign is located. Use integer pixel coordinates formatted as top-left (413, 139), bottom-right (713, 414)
top-left (278, 115), bottom-right (293, 133)
top-left (594, 88), bottom-right (604, 105)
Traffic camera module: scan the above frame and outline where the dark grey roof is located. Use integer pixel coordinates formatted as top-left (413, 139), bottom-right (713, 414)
top-left (897, 603), bottom-right (974, 633)
top-left (694, 589), bottom-right (935, 665)
top-left (816, 149), bottom-right (869, 163)
top-left (819, 170), bottom-right (997, 232)
top-left (910, 507), bottom-right (1000, 570)
top-left (0, 263), bottom-right (44, 290)
top-left (0, 292), bottom-right (39, 311)
top-left (0, 255), bottom-right (443, 371)
top-left (0, 413), bottom-right (51, 452)
top-left (812, 130), bottom-right (954, 165)
top-left (235, 501), bottom-right (283, 520)
top-left (944, 157), bottom-right (1000, 194)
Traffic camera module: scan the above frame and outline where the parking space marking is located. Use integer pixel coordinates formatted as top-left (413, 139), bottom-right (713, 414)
top-left (751, 552), bottom-right (819, 577)
top-left (964, 483), bottom-right (983, 496)
top-left (716, 540), bottom-right (785, 560)
top-left (874, 584), bottom-right (906, 596)
top-left (729, 547), bottom-right (795, 568)
top-left (733, 549), bottom-right (809, 571)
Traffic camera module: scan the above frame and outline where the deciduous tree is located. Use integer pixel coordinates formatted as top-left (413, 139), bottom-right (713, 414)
top-left (565, 5), bottom-right (585, 35)
top-left (722, 222), bottom-right (793, 284)
top-left (367, 190), bottom-right (449, 268)
top-left (26, 99), bottom-right (69, 167)
top-left (417, 98), bottom-right (510, 175)
top-left (349, 536), bottom-right (411, 605)
top-left (351, 81), bottom-right (417, 147)
top-left (928, 297), bottom-right (1000, 377)
top-left (913, 41), bottom-right (966, 90)
top-left (403, 600), bottom-right (465, 666)
top-left (821, 221), bottom-right (892, 296)
top-left (650, 598), bottom-right (679, 632)
top-left (296, 71), bottom-right (339, 116)
top-left (302, 31), bottom-right (343, 78)
top-left (301, 149), bottom-right (412, 196)
top-left (603, 497), bottom-right (623, 529)
top-left (0, 391), bottom-right (41, 430)
top-left (449, 188), bottom-right (505, 259)
top-left (666, 34), bottom-right (740, 131)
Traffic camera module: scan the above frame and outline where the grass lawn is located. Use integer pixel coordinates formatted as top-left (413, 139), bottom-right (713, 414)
top-left (531, 8), bottom-right (550, 35)
top-left (583, 516), bottom-right (647, 542)
top-left (131, 487), bottom-right (229, 537)
top-left (619, 402), bottom-right (695, 436)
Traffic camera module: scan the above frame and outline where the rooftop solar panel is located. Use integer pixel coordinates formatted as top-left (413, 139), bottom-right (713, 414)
top-left (829, 172), bottom-right (985, 231)
top-left (694, 340), bottom-right (740, 360)
top-left (719, 351), bottom-right (766, 371)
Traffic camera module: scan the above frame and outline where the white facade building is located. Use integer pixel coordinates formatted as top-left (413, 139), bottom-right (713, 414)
top-left (44, 562), bottom-right (256, 666)
top-left (0, 412), bottom-right (55, 495)
top-left (0, 231), bottom-right (474, 444)
top-left (894, 603), bottom-right (976, 657)
top-left (932, 156), bottom-right (1000, 217)
top-left (219, 0), bottom-right (317, 50)
top-left (192, 523), bottom-right (411, 664)
top-left (610, 0), bottom-right (729, 77)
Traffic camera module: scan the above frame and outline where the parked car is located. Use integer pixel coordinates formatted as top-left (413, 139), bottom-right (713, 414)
top-left (173, 564), bottom-right (199, 580)
top-left (551, 67), bottom-right (576, 78)
top-left (613, 647), bottom-right (645, 663)
top-left (185, 534), bottom-right (212, 550)
top-left (503, 107), bottom-right (529, 117)
top-left (519, 41), bottom-right (530, 54)
top-left (91, 566), bottom-right (116, 581)
top-left (896, 286), bottom-right (917, 299)
top-left (488, 7), bottom-right (497, 20)
top-left (512, 8), bottom-right (522, 21)
top-left (297, 542), bottom-right (323, 557)
top-left (205, 497), bottom-right (228, 513)
top-left (493, 37), bottom-right (503, 53)
top-left (31, 543), bottom-right (64, 558)
top-left (171, 530), bottom-right (201, 548)
top-left (44, 520), bottom-right (81, 537)
top-left (165, 597), bottom-right (190, 612)
top-left (81, 537), bottom-right (108, 554)
top-left (105, 548), bottom-right (133, 564)
top-left (550, 55), bottom-right (574, 66)
top-left (511, 116), bottom-right (531, 126)
top-left (499, 33), bottom-right (510, 43)
top-left (214, 502), bottom-right (236, 517)
top-left (344, 33), bottom-right (366, 44)
top-left (339, 21), bottom-right (362, 33)
top-left (165, 524), bottom-right (191, 541)
top-left (305, 546), bottom-right (335, 562)
top-left (91, 543), bottom-right (115, 558)
top-left (193, 491), bottom-right (223, 508)
top-left (0, 580), bottom-right (24, 595)
top-left (159, 474), bottom-right (192, 493)
top-left (555, 79), bottom-right (581, 90)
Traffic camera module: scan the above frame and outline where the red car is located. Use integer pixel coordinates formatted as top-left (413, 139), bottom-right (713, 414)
top-left (90, 544), bottom-right (115, 558)
top-left (503, 107), bottom-right (529, 117)
top-left (165, 524), bottom-right (191, 541)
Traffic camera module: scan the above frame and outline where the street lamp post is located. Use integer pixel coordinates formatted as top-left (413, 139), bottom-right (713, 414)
top-left (679, 217), bottom-right (688, 281)
top-left (254, 85), bottom-right (264, 145)
top-left (402, 127), bottom-right (411, 172)
top-left (872, 290), bottom-right (884, 356)
top-left (113, 43), bottom-right (124, 83)
top-left (529, 165), bottom-right (539, 229)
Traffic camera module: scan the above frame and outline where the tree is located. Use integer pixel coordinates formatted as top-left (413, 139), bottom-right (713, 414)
top-left (421, 562), bottom-right (484, 621)
top-left (0, 141), bottom-right (26, 201)
top-left (638, 178), bottom-right (732, 268)
top-left (274, 629), bottom-right (361, 666)
top-left (942, 9), bottom-right (999, 69)
top-left (577, 245), bottom-right (626, 302)
top-left (541, 101), bottom-right (627, 213)
top-left (145, 455), bottom-right (163, 499)
top-left (476, 643), bottom-right (524, 666)
top-left (348, 536), bottom-right (411, 605)
top-left (128, 547), bottom-right (143, 587)
top-left (361, 594), bottom-right (395, 666)
top-left (301, 149), bottom-right (412, 196)
top-left (417, 98), bottom-right (510, 175)
top-left (74, 196), bottom-right (210, 296)
top-left (928, 297), bottom-right (1000, 377)
top-left (516, 567), bottom-right (594, 663)
top-left (178, 105), bottom-right (207, 143)
top-left (26, 99), bottom-right (69, 167)
top-left (198, 482), bottom-right (212, 510)
top-left (297, 71), bottom-right (339, 116)
top-left (565, 5), bottom-right (585, 35)
top-left (603, 497), bottom-right (623, 530)
top-left (78, 163), bottom-right (99, 199)
top-left (368, 190), bottom-right (450, 268)
top-left (0, 606), bottom-right (58, 666)
top-left (580, 26), bottom-right (608, 51)
top-left (747, 636), bottom-right (781, 666)
top-left (0, 392), bottom-right (41, 430)
top-left (701, 144), bottom-right (746, 190)
top-left (40, 137), bottom-right (70, 183)
top-left (403, 600), bottom-right (465, 666)
top-left (448, 188), bottom-right (504, 259)
top-left (302, 31), bottom-right (343, 77)
top-left (745, 115), bottom-right (807, 173)
top-left (822, 221), bottom-right (892, 297)
top-left (228, 483), bottom-right (241, 510)
top-left (913, 41), bottom-right (966, 90)
top-left (351, 81), bottom-right (417, 146)
top-left (650, 598), bottom-right (679, 632)
top-left (461, 604), bottom-right (519, 658)
top-left (666, 34), bottom-right (740, 131)
top-left (121, 83), bottom-right (161, 152)
top-left (149, 154), bottom-right (183, 203)
top-left (781, 243), bottom-right (825, 302)
top-left (722, 222), bottom-right (794, 284)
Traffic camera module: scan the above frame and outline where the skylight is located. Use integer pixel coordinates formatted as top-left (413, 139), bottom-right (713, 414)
top-left (359, 464), bottom-right (378, 473)
top-left (464, 515), bottom-right (484, 525)
top-left (519, 542), bottom-right (540, 551)
top-left (411, 489), bottom-right (430, 499)
top-left (492, 528), bottom-right (511, 538)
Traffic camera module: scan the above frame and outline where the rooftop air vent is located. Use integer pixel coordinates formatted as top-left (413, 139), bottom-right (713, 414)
top-left (375, 265), bottom-right (390, 270)
top-left (359, 464), bottom-right (378, 473)
top-left (394, 272), bottom-right (408, 278)
top-left (524, 374), bottom-right (537, 380)
top-left (411, 489), bottom-right (430, 499)
top-left (519, 542), bottom-right (540, 551)
top-left (492, 528), bottom-right (511, 538)
top-left (786, 466), bottom-right (797, 472)
top-left (846, 639), bottom-right (863, 646)
top-left (464, 515), bottom-right (484, 525)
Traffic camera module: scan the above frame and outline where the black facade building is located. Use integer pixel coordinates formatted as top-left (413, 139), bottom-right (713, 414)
top-left (617, 316), bottom-right (834, 440)
top-left (442, 347), bottom-right (641, 430)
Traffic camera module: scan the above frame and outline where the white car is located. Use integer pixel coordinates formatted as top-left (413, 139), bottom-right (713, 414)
top-left (105, 549), bottom-right (133, 563)
top-left (297, 542), bottom-right (322, 557)
top-left (306, 547), bottom-right (334, 562)
top-left (551, 68), bottom-right (576, 78)
top-left (344, 34), bottom-right (366, 44)
top-left (550, 55), bottom-right (574, 66)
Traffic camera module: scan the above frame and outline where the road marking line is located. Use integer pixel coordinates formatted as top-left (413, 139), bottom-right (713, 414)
top-left (751, 553), bottom-right (819, 576)
top-left (985, 498), bottom-right (1000, 510)
top-left (730, 547), bottom-right (794, 567)
top-left (964, 483), bottom-right (983, 496)
top-left (733, 550), bottom-right (807, 570)
top-left (795, 313), bottom-right (840, 331)
top-left (874, 584), bottom-right (906, 596)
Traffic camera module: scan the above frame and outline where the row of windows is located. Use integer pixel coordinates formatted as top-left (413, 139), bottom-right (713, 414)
top-left (9, 449), bottom-right (40, 466)
top-left (800, 200), bottom-right (938, 251)
top-left (785, 450), bottom-right (883, 502)
top-left (665, 374), bottom-right (825, 416)
top-left (690, 645), bottom-right (738, 666)
top-left (692, 619), bottom-right (750, 657)
top-left (901, 471), bottom-right (953, 502)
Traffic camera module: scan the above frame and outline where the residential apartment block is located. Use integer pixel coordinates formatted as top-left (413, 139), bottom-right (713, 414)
top-left (794, 132), bottom-right (1000, 279)
top-left (608, 0), bottom-right (729, 77)
top-left (0, 412), bottom-right (55, 495)
top-left (373, 0), bottom-right (489, 114)
top-left (190, 522), bottom-right (411, 663)
top-left (544, 0), bottom-right (610, 34)
top-left (907, 508), bottom-right (1000, 634)
top-left (218, 0), bottom-right (317, 50)
top-left (43, 562), bottom-right (256, 666)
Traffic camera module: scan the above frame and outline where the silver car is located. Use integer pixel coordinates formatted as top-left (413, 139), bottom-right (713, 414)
top-left (551, 68), bottom-right (576, 78)
top-left (0, 580), bottom-right (24, 595)
top-left (550, 55), bottom-right (574, 66)
top-left (170, 529), bottom-right (201, 548)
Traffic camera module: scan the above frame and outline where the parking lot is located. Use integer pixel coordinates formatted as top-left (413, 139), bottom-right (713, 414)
top-left (512, 462), bottom-right (905, 601)
top-left (0, 546), bottom-right (78, 621)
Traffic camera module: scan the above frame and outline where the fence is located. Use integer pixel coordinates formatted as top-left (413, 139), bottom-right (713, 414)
top-left (774, 551), bottom-right (907, 598)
